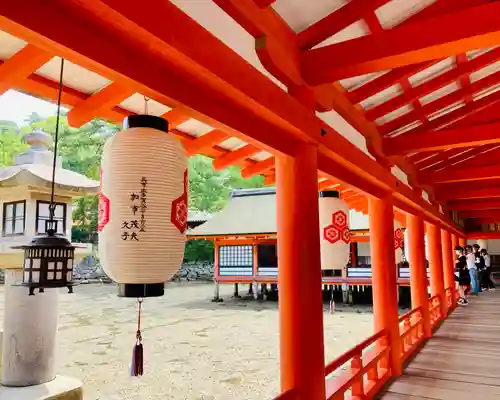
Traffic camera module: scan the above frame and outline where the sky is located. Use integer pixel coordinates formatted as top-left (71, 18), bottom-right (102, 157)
top-left (0, 90), bottom-right (58, 127)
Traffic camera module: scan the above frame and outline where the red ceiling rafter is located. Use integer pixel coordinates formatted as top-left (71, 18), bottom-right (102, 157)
top-left (385, 122), bottom-right (500, 155)
top-left (183, 130), bottom-right (230, 156)
top-left (423, 164), bottom-right (500, 184)
top-left (448, 199), bottom-right (500, 211)
top-left (429, 145), bottom-right (496, 173)
top-left (456, 53), bottom-right (474, 104)
top-left (459, 210), bottom-right (500, 219)
top-left (345, 0), bottom-right (488, 105)
top-left (296, 0), bottom-right (390, 50)
top-left (301, 2), bottom-right (500, 85)
top-left (379, 68), bottom-right (500, 135)
top-left (66, 82), bottom-right (136, 127)
top-left (415, 149), bottom-right (470, 172)
top-left (366, 47), bottom-right (500, 122)
top-left (437, 186), bottom-right (500, 202)
top-left (0, 44), bottom-right (52, 96)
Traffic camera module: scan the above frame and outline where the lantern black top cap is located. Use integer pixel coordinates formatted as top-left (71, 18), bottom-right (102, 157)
top-left (319, 190), bottom-right (340, 198)
top-left (123, 115), bottom-right (169, 133)
top-left (29, 233), bottom-right (73, 248)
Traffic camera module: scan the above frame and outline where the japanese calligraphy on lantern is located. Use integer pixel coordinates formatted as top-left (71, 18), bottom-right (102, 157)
top-left (121, 177), bottom-right (148, 241)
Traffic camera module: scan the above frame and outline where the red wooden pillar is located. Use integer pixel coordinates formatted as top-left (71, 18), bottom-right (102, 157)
top-left (441, 229), bottom-right (456, 310)
top-left (459, 237), bottom-right (466, 247)
top-left (451, 234), bottom-right (458, 255)
top-left (276, 143), bottom-right (325, 400)
top-left (427, 223), bottom-right (447, 316)
top-left (368, 196), bottom-right (402, 377)
top-left (406, 214), bottom-right (432, 338)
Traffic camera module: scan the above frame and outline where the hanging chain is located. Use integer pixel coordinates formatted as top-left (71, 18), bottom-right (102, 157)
top-left (49, 58), bottom-right (65, 224)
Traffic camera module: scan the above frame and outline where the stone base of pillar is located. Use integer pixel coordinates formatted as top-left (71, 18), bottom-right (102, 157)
top-left (2, 270), bottom-right (58, 386)
top-left (0, 375), bottom-right (83, 399)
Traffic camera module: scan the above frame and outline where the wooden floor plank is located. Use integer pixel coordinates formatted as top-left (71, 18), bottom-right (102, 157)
top-left (380, 291), bottom-right (500, 399)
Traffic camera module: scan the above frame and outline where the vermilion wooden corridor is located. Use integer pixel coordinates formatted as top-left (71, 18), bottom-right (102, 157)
top-left (380, 291), bottom-right (500, 399)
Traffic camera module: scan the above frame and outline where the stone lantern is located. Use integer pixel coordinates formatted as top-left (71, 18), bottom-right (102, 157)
top-left (0, 130), bottom-right (98, 395)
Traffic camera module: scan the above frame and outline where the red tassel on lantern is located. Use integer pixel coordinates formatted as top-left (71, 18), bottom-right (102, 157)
top-left (131, 299), bottom-right (144, 376)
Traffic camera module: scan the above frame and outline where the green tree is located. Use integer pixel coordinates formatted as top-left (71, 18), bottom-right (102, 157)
top-left (0, 123), bottom-right (27, 167)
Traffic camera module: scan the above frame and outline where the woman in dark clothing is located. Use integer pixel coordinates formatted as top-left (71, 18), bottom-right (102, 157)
top-left (455, 246), bottom-right (469, 305)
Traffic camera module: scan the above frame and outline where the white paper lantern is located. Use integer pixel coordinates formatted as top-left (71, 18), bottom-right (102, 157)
top-left (394, 221), bottom-right (404, 264)
top-left (319, 191), bottom-right (350, 270)
top-left (98, 115), bottom-right (187, 297)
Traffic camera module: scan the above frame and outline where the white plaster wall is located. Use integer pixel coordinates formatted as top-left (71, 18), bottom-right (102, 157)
top-left (350, 210), bottom-right (369, 230)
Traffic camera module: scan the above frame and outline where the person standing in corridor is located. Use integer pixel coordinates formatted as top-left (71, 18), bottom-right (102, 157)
top-left (481, 248), bottom-right (496, 291)
top-left (466, 245), bottom-right (479, 295)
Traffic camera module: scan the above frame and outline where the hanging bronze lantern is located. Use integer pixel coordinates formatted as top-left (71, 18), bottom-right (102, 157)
top-left (11, 59), bottom-right (77, 296)
top-left (13, 220), bottom-right (76, 296)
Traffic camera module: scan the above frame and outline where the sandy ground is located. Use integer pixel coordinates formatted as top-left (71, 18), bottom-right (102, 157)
top-left (0, 282), bottom-right (374, 400)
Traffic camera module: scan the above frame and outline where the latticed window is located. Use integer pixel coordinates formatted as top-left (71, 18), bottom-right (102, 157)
top-left (3, 201), bottom-right (25, 236)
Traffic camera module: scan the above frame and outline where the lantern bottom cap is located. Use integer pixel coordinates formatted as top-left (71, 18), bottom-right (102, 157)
top-left (117, 283), bottom-right (164, 298)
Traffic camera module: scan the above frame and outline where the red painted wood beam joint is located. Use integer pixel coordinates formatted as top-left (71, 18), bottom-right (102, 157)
top-left (384, 122), bottom-right (500, 156)
top-left (301, 2), bottom-right (500, 85)
top-left (423, 165), bottom-right (500, 184)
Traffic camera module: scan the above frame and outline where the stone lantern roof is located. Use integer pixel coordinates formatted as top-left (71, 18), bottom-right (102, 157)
top-left (0, 130), bottom-right (99, 195)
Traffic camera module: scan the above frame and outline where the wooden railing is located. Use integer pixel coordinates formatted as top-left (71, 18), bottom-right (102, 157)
top-left (324, 330), bottom-right (391, 399)
top-left (429, 295), bottom-right (442, 328)
top-left (445, 287), bottom-right (454, 309)
top-left (398, 307), bottom-right (424, 363)
top-left (273, 297), bottom-right (450, 400)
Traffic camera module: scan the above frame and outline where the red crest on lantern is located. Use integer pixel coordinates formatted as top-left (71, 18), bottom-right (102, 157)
top-left (171, 169), bottom-right (188, 234)
top-left (341, 227), bottom-right (351, 244)
top-left (332, 210), bottom-right (348, 230)
top-left (394, 228), bottom-right (403, 250)
top-left (323, 225), bottom-right (341, 244)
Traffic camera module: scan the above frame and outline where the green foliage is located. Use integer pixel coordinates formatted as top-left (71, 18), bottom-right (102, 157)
top-left (1, 114), bottom-right (264, 261)
top-left (0, 121), bottom-right (28, 167)
top-left (188, 155), bottom-right (265, 212)
top-left (184, 240), bottom-right (214, 263)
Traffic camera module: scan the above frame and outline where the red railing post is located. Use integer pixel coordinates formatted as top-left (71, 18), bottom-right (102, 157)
top-left (350, 355), bottom-right (364, 399)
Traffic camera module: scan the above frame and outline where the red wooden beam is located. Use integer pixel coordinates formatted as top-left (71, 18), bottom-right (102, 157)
top-left (183, 130), bottom-right (229, 156)
top-left (66, 82), bottom-right (135, 127)
top-left (467, 231), bottom-right (500, 239)
top-left (212, 144), bottom-right (260, 170)
top-left (437, 186), bottom-right (500, 202)
top-left (384, 123), bottom-right (500, 155)
top-left (416, 149), bottom-right (471, 171)
top-left (429, 145), bottom-right (498, 172)
top-left (469, 218), bottom-right (500, 225)
top-left (296, 0), bottom-right (390, 50)
top-left (366, 47), bottom-right (500, 122)
top-left (0, 44), bottom-right (52, 96)
top-left (253, 0), bottom-right (275, 8)
top-left (301, 2), bottom-right (500, 85)
top-left (423, 165), bottom-right (500, 184)
top-left (241, 157), bottom-right (275, 178)
top-left (460, 210), bottom-right (500, 219)
top-left (448, 199), bottom-right (500, 211)
top-left (379, 67), bottom-right (500, 135)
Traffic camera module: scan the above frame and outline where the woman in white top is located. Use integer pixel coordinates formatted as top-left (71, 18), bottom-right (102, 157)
top-left (466, 245), bottom-right (479, 295)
